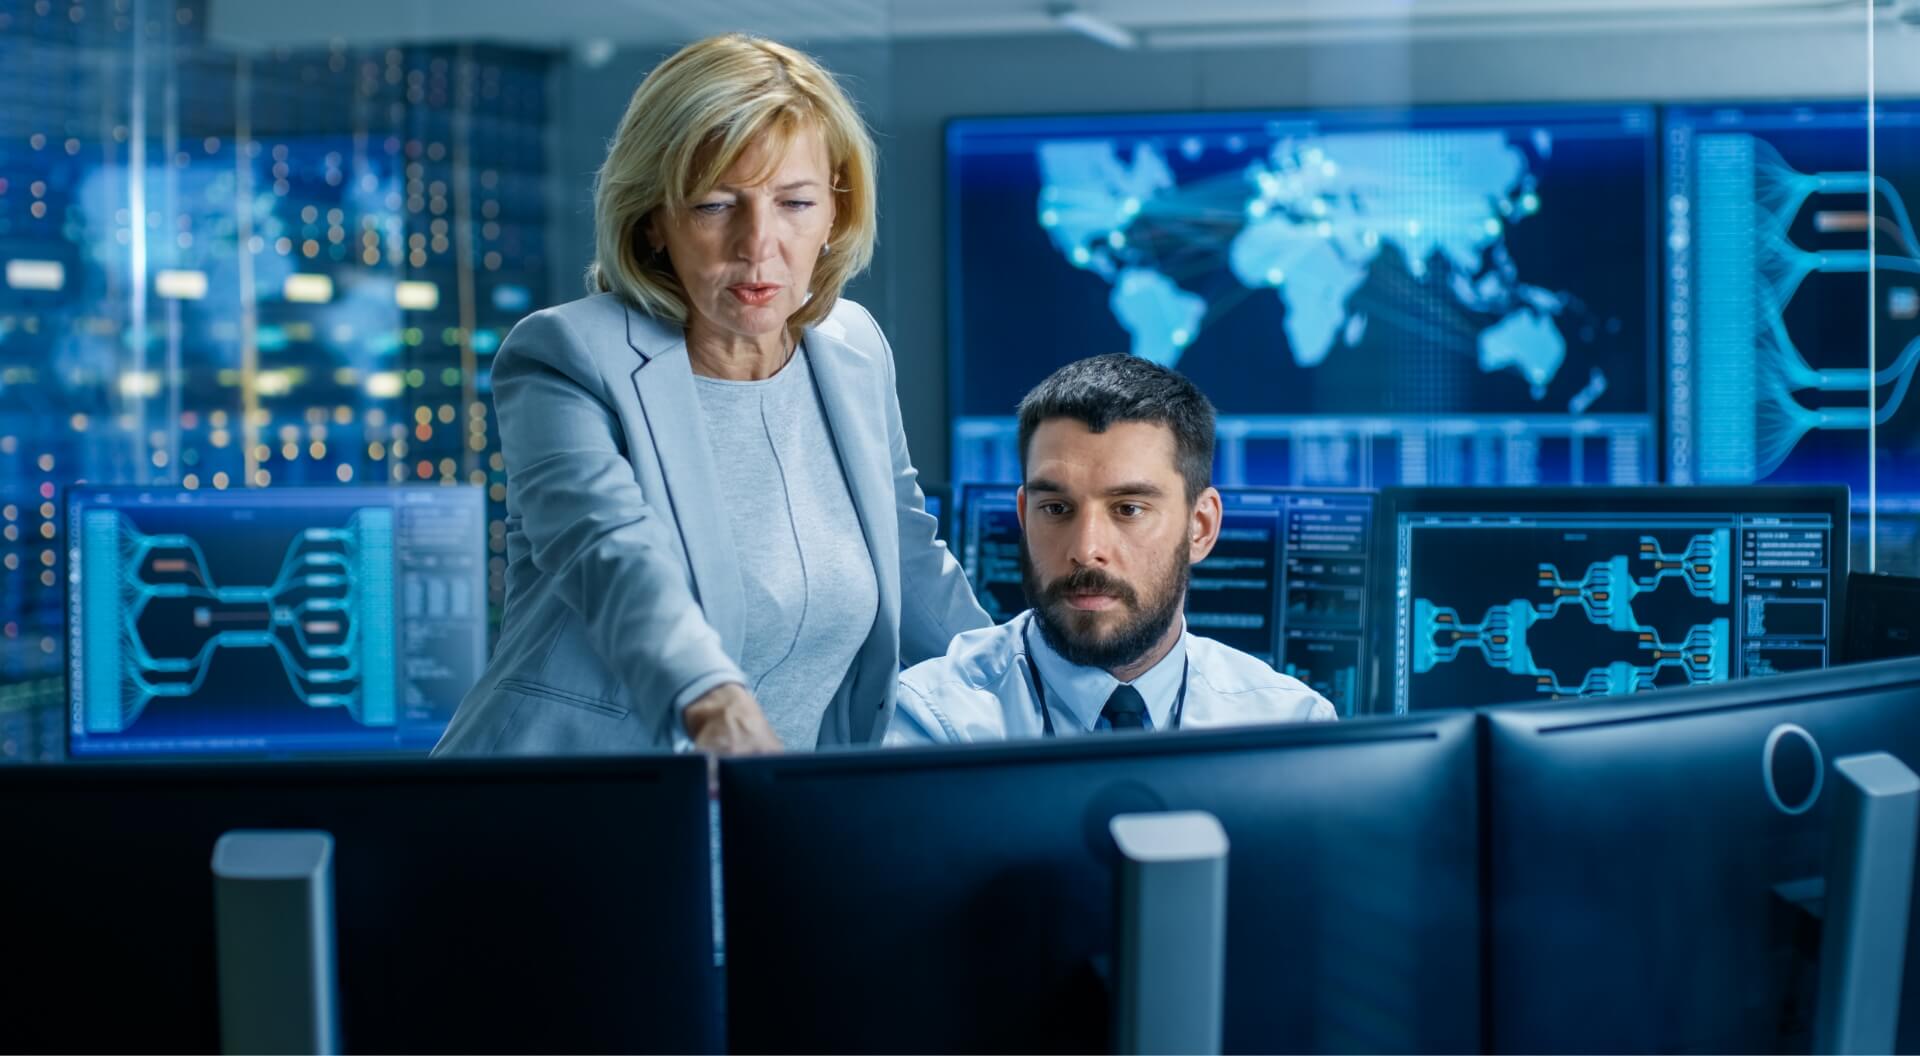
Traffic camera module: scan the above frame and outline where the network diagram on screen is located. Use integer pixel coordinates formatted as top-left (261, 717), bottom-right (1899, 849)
top-left (67, 488), bottom-right (485, 757)
top-left (80, 506), bottom-right (394, 726)
top-left (1666, 103), bottom-right (1920, 505)
top-left (1390, 511), bottom-right (1836, 714)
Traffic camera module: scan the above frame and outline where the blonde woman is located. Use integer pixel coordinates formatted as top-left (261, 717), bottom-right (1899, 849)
top-left (436, 35), bottom-right (988, 756)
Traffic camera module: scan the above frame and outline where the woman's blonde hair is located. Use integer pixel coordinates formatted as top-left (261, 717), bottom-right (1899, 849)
top-left (589, 34), bottom-right (878, 333)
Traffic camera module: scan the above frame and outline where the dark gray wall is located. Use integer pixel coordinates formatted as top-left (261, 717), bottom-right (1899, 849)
top-left (552, 23), bottom-right (1913, 480)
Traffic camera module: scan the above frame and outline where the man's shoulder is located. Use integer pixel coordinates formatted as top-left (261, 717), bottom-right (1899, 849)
top-left (890, 618), bottom-right (1030, 746)
top-left (1187, 634), bottom-right (1295, 690)
top-left (900, 618), bottom-right (1025, 698)
top-left (1187, 634), bottom-right (1337, 720)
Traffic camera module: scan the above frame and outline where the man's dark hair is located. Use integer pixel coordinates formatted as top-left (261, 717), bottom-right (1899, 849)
top-left (1016, 354), bottom-right (1216, 502)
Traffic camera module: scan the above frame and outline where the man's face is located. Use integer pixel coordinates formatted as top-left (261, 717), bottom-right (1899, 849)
top-left (1018, 419), bottom-right (1221, 670)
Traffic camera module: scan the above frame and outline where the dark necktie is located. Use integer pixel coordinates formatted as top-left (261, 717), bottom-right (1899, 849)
top-left (1101, 684), bottom-right (1149, 731)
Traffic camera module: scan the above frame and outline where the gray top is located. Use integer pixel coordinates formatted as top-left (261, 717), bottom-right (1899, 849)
top-left (694, 346), bottom-right (879, 750)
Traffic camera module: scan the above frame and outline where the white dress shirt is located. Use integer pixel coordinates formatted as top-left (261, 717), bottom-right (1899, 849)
top-left (886, 609), bottom-right (1337, 746)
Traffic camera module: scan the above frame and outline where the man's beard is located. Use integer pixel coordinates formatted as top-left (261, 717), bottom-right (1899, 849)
top-left (1021, 537), bottom-right (1190, 671)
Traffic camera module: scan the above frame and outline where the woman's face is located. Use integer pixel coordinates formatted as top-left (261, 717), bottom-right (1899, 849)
top-left (650, 126), bottom-right (837, 351)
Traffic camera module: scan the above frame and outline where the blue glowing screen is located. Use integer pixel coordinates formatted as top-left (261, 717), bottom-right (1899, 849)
top-left (1665, 102), bottom-right (1920, 505)
top-left (947, 105), bottom-right (1659, 490)
top-left (66, 486), bottom-right (486, 758)
top-left (1383, 488), bottom-right (1845, 715)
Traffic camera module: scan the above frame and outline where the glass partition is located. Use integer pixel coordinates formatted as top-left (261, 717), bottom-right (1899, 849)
top-left (0, 1), bottom-right (1884, 757)
top-left (0, 3), bottom-right (895, 761)
top-left (1870, 11), bottom-right (1920, 574)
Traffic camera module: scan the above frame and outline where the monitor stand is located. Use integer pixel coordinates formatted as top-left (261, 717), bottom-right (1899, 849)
top-left (211, 830), bottom-right (341, 1055)
top-left (1813, 752), bottom-right (1920, 1055)
top-left (1109, 811), bottom-right (1229, 1056)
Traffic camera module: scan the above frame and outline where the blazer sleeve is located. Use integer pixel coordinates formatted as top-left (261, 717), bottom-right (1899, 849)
top-left (849, 303), bottom-right (993, 665)
top-left (493, 308), bottom-right (744, 735)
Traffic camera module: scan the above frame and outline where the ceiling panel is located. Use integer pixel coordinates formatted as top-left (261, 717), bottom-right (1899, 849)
top-left (205, 0), bottom-right (1883, 51)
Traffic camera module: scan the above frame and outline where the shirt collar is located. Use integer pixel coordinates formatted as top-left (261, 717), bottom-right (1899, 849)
top-left (1021, 610), bottom-right (1189, 732)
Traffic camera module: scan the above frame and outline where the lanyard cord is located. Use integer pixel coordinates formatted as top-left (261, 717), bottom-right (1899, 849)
top-left (1019, 620), bottom-right (1188, 737)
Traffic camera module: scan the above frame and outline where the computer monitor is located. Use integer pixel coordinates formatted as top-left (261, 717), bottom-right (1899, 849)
top-left (721, 713), bottom-right (1480, 1053)
top-left (1197, 488), bottom-right (1374, 715)
top-left (1845, 571), bottom-right (1920, 662)
top-left (1484, 655), bottom-right (1920, 1053)
top-left (0, 755), bottom-right (717, 1052)
top-left (1375, 486), bottom-right (1849, 714)
top-left (958, 484), bottom-right (1378, 714)
top-left (1663, 102), bottom-right (1920, 503)
top-left (64, 485), bottom-right (487, 758)
top-left (956, 482), bottom-right (1025, 621)
top-left (946, 104), bottom-right (1659, 490)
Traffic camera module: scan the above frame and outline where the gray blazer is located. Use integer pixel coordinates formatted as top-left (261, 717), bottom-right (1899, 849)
top-left (434, 293), bottom-right (990, 755)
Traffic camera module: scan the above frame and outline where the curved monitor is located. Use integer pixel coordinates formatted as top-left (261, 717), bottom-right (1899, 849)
top-left (0, 755), bottom-right (716, 1052)
top-left (1485, 655), bottom-right (1920, 1052)
top-left (722, 712), bottom-right (1480, 1053)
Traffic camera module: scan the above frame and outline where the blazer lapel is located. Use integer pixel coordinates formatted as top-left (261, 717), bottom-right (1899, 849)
top-left (804, 324), bottom-right (899, 615)
top-left (624, 305), bottom-right (744, 657)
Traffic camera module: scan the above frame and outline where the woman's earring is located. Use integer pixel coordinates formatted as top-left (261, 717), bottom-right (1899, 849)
top-left (820, 242), bottom-right (831, 256)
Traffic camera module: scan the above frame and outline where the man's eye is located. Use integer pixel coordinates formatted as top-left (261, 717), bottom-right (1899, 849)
top-left (1041, 503), bottom-right (1069, 516)
top-left (1115, 503), bottom-right (1144, 517)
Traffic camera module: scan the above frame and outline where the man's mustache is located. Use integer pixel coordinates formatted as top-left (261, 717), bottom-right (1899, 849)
top-left (1042, 565), bottom-right (1139, 609)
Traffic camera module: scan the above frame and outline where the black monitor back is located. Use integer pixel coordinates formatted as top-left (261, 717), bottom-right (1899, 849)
top-left (0, 756), bottom-right (716, 1053)
top-left (720, 713), bottom-right (1480, 1054)
top-left (1845, 571), bottom-right (1920, 662)
top-left (1484, 655), bottom-right (1920, 1053)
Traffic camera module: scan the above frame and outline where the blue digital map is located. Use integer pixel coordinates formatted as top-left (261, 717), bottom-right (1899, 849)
top-left (947, 107), bottom-right (1656, 489)
top-left (1036, 131), bottom-right (1568, 395)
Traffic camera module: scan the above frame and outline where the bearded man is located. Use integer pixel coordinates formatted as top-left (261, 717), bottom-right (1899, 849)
top-left (887, 354), bottom-right (1335, 745)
